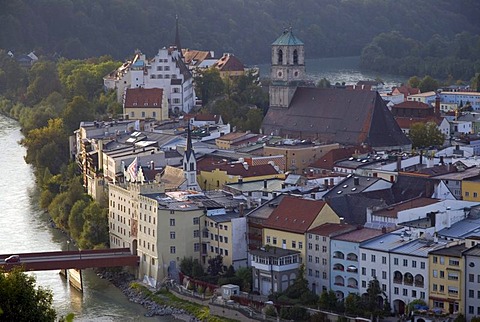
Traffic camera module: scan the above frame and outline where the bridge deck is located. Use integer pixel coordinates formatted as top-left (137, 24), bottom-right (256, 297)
top-left (0, 248), bottom-right (139, 272)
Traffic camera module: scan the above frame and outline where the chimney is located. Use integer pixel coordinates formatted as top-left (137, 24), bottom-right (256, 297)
top-left (396, 155), bottom-right (402, 171)
top-left (435, 94), bottom-right (441, 116)
top-left (439, 156), bottom-right (444, 165)
top-left (419, 150), bottom-right (423, 166)
top-left (353, 177), bottom-right (359, 185)
top-left (150, 161), bottom-right (154, 170)
top-left (264, 180), bottom-right (268, 189)
top-left (330, 178), bottom-right (334, 187)
top-left (239, 203), bottom-right (244, 217)
top-left (324, 179), bottom-right (329, 188)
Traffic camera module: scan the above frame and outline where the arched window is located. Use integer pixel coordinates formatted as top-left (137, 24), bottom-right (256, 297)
top-left (277, 49), bottom-right (283, 65)
top-left (293, 49), bottom-right (298, 65)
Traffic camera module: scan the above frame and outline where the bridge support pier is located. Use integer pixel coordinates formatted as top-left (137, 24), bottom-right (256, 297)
top-left (68, 268), bottom-right (84, 292)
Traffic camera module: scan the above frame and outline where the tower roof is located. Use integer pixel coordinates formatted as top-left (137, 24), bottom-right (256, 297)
top-left (272, 28), bottom-right (304, 46)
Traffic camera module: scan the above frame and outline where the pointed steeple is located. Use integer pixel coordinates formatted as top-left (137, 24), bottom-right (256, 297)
top-left (175, 15), bottom-right (183, 57)
top-left (186, 122), bottom-right (193, 154)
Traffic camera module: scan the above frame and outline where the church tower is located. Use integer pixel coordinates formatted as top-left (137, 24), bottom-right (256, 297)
top-left (183, 123), bottom-right (199, 190)
top-left (269, 28), bottom-right (305, 108)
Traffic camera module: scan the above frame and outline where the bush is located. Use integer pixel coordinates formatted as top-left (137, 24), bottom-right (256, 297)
top-left (279, 306), bottom-right (309, 321)
top-left (265, 306), bottom-right (277, 317)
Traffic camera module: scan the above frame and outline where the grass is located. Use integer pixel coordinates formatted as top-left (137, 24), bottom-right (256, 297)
top-left (130, 282), bottom-right (237, 322)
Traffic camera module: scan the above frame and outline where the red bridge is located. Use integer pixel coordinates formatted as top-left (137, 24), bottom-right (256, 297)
top-left (0, 248), bottom-right (139, 272)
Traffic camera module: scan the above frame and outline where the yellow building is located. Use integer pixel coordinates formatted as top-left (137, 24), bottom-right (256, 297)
top-left (203, 212), bottom-right (248, 269)
top-left (198, 162), bottom-right (284, 191)
top-left (261, 195), bottom-right (340, 260)
top-left (428, 244), bottom-right (467, 315)
top-left (462, 176), bottom-right (480, 201)
top-left (263, 142), bottom-right (339, 174)
top-left (123, 87), bottom-right (169, 121)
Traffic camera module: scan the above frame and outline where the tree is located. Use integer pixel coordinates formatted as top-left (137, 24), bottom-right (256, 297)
top-left (0, 268), bottom-right (57, 321)
top-left (419, 75), bottom-right (439, 92)
top-left (235, 266), bottom-right (252, 292)
top-left (454, 314), bottom-right (466, 322)
top-left (180, 257), bottom-right (204, 278)
top-left (194, 69), bottom-right (224, 106)
top-left (365, 277), bottom-right (386, 321)
top-left (318, 290), bottom-right (338, 312)
top-left (316, 78), bottom-right (331, 88)
top-left (344, 293), bottom-right (362, 316)
top-left (407, 76), bottom-right (421, 89)
top-left (409, 122), bottom-right (445, 149)
top-left (207, 255), bottom-right (224, 276)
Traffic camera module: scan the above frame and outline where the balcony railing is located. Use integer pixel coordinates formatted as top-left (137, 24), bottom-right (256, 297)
top-left (346, 256), bottom-right (358, 261)
top-left (414, 281), bottom-right (424, 288)
top-left (347, 284), bottom-right (358, 289)
top-left (393, 278), bottom-right (402, 284)
top-left (333, 267), bottom-right (344, 271)
top-left (334, 282), bottom-right (344, 286)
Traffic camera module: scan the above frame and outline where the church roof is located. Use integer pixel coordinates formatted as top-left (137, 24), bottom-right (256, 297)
top-left (272, 29), bottom-right (304, 46)
top-left (262, 87), bottom-right (411, 149)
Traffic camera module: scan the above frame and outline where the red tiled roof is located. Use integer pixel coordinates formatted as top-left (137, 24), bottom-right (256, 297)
top-left (263, 196), bottom-right (328, 234)
top-left (393, 85), bottom-right (421, 99)
top-left (124, 88), bottom-right (163, 108)
top-left (307, 222), bottom-right (356, 236)
top-left (195, 114), bottom-right (221, 122)
top-left (214, 54), bottom-right (245, 72)
top-left (309, 146), bottom-right (371, 171)
top-left (372, 197), bottom-right (440, 218)
top-left (333, 227), bottom-right (384, 242)
top-left (393, 101), bottom-right (431, 109)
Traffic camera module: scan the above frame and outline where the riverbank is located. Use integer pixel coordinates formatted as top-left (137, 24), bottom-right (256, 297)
top-left (97, 269), bottom-right (200, 321)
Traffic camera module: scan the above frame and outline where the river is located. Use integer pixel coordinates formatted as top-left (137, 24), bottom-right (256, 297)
top-left (0, 115), bottom-right (176, 321)
top-left (257, 56), bottom-right (407, 89)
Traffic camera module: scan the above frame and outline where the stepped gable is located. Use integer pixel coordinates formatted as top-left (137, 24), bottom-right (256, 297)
top-left (262, 87), bottom-right (411, 149)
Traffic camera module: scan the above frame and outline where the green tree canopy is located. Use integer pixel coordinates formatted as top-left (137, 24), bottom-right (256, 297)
top-left (0, 268), bottom-right (56, 321)
top-left (409, 122), bottom-right (445, 149)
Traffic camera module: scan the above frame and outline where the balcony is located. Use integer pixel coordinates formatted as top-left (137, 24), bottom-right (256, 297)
top-left (393, 278), bottom-right (402, 284)
top-left (346, 253), bottom-right (358, 261)
top-left (333, 264), bottom-right (344, 271)
top-left (347, 284), bottom-right (358, 289)
top-left (346, 265), bottom-right (357, 273)
top-left (333, 251), bottom-right (345, 260)
top-left (334, 282), bottom-right (344, 286)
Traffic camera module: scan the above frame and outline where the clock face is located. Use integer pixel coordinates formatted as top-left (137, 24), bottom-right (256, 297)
top-left (277, 71), bottom-right (283, 77)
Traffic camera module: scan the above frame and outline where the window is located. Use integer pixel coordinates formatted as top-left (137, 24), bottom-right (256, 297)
top-left (362, 280), bottom-right (367, 288)
top-left (322, 258), bottom-right (327, 265)
top-left (266, 236), bottom-right (271, 244)
top-left (194, 230), bottom-right (199, 237)
top-left (322, 246), bottom-right (327, 253)
top-left (308, 255), bottom-right (312, 262)
top-left (315, 270), bottom-right (320, 278)
top-left (224, 237), bottom-right (228, 243)
top-left (394, 287), bottom-right (399, 295)
top-left (194, 243), bottom-right (200, 252)
top-left (292, 241), bottom-right (296, 248)
top-left (173, 98), bottom-right (180, 104)
top-left (362, 267), bottom-right (366, 275)
top-left (315, 244), bottom-right (319, 251)
top-left (421, 262), bottom-right (425, 269)
top-left (440, 257), bottom-right (445, 264)
top-left (308, 243), bottom-right (312, 250)
top-left (371, 269), bottom-right (376, 277)
top-left (170, 232), bottom-right (175, 239)
top-left (323, 272), bottom-right (327, 279)
top-left (433, 270), bottom-right (438, 278)
top-left (315, 257), bottom-right (320, 264)
top-left (403, 259), bottom-right (408, 267)
top-left (164, 66), bottom-right (170, 71)
top-left (394, 258), bottom-right (399, 265)
top-left (412, 260), bottom-right (417, 268)
top-left (371, 254), bottom-right (376, 262)
top-left (272, 237), bottom-right (277, 245)
top-left (469, 274), bottom-right (475, 282)
top-left (170, 218), bottom-right (175, 226)
top-left (382, 256), bottom-right (387, 264)
top-left (308, 269), bottom-right (312, 276)
top-left (170, 246), bottom-right (176, 254)
top-left (193, 217), bottom-right (199, 225)
top-left (412, 290), bottom-right (417, 297)
top-left (449, 259), bottom-right (459, 266)
top-left (433, 256), bottom-right (438, 264)
top-left (440, 271), bottom-right (444, 278)
top-left (362, 253), bottom-right (366, 261)
top-left (433, 284), bottom-right (438, 291)
top-left (282, 239), bottom-right (286, 246)
top-left (470, 290), bottom-right (475, 298)
top-left (420, 292), bottom-right (425, 299)
top-left (440, 285), bottom-right (444, 292)
top-left (298, 242), bottom-right (303, 249)
top-left (382, 271), bottom-right (387, 279)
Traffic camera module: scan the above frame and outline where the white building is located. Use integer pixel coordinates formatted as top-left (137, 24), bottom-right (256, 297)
top-left (104, 48), bottom-right (195, 115)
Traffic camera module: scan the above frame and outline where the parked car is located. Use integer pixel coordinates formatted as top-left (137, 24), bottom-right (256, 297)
top-left (4, 255), bottom-right (20, 263)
